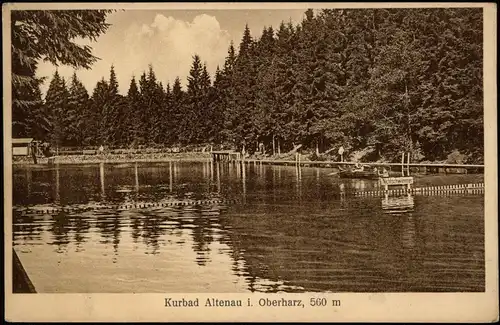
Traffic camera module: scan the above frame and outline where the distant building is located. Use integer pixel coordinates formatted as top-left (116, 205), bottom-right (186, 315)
top-left (12, 138), bottom-right (35, 156)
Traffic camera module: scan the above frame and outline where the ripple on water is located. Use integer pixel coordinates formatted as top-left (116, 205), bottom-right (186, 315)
top-left (11, 163), bottom-right (485, 293)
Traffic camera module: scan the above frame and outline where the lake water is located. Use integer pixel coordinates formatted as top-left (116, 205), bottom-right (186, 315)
top-left (12, 161), bottom-right (485, 293)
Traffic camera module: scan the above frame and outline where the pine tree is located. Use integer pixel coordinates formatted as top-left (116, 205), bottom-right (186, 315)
top-left (170, 77), bottom-right (185, 145)
top-left (44, 71), bottom-right (70, 149)
top-left (226, 25), bottom-right (258, 151)
top-left (253, 26), bottom-right (278, 153)
top-left (11, 10), bottom-right (112, 138)
top-left (161, 83), bottom-right (174, 145)
top-left (67, 72), bottom-right (90, 146)
top-left (96, 65), bottom-right (124, 146)
top-left (210, 66), bottom-right (226, 144)
top-left (90, 78), bottom-right (110, 146)
top-left (125, 76), bottom-right (141, 146)
top-left (183, 55), bottom-right (205, 144)
top-left (272, 21), bottom-right (299, 153)
top-left (140, 65), bottom-right (165, 145)
top-left (219, 42), bottom-right (237, 144)
top-left (136, 72), bottom-right (149, 145)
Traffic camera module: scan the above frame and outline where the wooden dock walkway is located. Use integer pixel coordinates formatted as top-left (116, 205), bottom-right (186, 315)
top-left (354, 183), bottom-right (484, 197)
top-left (211, 151), bottom-right (241, 162)
top-left (242, 159), bottom-right (483, 173)
top-left (12, 248), bottom-right (36, 293)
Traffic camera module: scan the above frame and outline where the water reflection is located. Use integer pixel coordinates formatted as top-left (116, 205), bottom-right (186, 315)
top-left (242, 163), bottom-right (246, 204)
top-left (100, 163), bottom-right (106, 200)
top-left (135, 163), bottom-right (140, 192)
top-left (12, 162), bottom-right (485, 293)
top-left (295, 165), bottom-right (302, 201)
top-left (382, 194), bottom-right (415, 214)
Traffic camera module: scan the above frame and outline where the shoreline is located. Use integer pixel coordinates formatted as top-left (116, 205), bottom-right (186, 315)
top-left (12, 153), bottom-right (212, 166)
top-left (11, 153), bottom-right (484, 174)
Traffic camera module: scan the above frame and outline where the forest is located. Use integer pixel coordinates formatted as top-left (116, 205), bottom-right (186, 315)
top-left (12, 8), bottom-right (483, 163)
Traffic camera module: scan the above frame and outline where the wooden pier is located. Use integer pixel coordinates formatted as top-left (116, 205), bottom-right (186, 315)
top-left (354, 182), bottom-right (484, 197)
top-left (211, 151), bottom-right (241, 162)
top-left (241, 159), bottom-right (483, 174)
top-left (13, 248), bottom-right (36, 293)
top-left (380, 176), bottom-right (414, 191)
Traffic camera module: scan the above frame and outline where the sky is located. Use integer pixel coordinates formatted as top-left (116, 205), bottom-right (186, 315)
top-left (36, 9), bottom-right (307, 96)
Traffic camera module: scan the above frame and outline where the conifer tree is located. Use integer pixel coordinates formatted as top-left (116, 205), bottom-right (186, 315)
top-left (183, 55), bottom-right (205, 144)
top-left (169, 77), bottom-right (185, 145)
top-left (11, 10), bottom-right (112, 138)
top-left (67, 72), bottom-right (90, 146)
top-left (44, 71), bottom-right (70, 149)
top-left (226, 25), bottom-right (258, 151)
top-left (90, 78), bottom-right (110, 146)
top-left (219, 42), bottom-right (237, 144)
top-left (210, 66), bottom-right (226, 144)
top-left (125, 76), bottom-right (141, 146)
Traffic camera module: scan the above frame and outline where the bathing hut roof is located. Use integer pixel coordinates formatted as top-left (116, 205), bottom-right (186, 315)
top-left (12, 138), bottom-right (34, 144)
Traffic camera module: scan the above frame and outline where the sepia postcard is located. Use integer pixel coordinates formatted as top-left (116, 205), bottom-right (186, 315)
top-left (4, 2), bottom-right (498, 322)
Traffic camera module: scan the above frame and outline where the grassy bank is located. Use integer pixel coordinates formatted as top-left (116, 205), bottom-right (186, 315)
top-left (12, 152), bottom-right (211, 165)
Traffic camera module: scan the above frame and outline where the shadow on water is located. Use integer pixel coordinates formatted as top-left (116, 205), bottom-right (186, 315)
top-left (12, 162), bottom-right (484, 293)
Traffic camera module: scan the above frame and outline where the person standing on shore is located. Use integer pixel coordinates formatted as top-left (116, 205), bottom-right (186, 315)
top-left (31, 142), bottom-right (37, 164)
top-left (42, 142), bottom-right (52, 157)
top-left (338, 146), bottom-right (344, 162)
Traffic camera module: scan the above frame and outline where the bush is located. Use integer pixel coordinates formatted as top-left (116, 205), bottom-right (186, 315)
top-left (309, 152), bottom-right (327, 161)
top-left (446, 150), bottom-right (468, 164)
top-left (410, 141), bottom-right (426, 162)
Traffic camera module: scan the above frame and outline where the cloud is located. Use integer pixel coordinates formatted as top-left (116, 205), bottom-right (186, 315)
top-left (36, 13), bottom-right (232, 96)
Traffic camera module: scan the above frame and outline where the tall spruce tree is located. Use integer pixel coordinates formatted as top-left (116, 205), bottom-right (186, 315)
top-left (11, 10), bottom-right (112, 138)
top-left (44, 71), bottom-right (70, 149)
top-left (67, 72), bottom-right (90, 146)
top-left (90, 78), bottom-right (110, 146)
top-left (183, 55), bottom-right (205, 144)
top-left (170, 77), bottom-right (185, 145)
top-left (219, 42), bottom-right (237, 144)
top-left (226, 25), bottom-right (258, 151)
top-left (125, 76), bottom-right (141, 146)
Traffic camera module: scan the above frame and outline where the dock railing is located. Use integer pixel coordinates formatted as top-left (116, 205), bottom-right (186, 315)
top-left (242, 159), bottom-right (483, 173)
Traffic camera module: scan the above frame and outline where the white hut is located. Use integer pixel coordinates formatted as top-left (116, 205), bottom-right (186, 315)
top-left (12, 138), bottom-right (35, 156)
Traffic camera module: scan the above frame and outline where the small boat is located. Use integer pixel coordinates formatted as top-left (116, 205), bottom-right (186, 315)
top-left (338, 169), bottom-right (379, 180)
top-left (338, 165), bottom-right (389, 180)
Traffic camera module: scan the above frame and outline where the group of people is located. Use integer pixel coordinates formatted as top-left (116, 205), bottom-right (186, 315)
top-left (29, 141), bottom-right (53, 164)
top-left (352, 163), bottom-right (389, 177)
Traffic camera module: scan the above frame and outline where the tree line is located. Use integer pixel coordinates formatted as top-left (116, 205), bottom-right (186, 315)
top-left (12, 8), bottom-right (483, 162)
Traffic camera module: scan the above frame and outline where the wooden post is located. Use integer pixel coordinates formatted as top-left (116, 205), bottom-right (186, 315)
top-left (31, 144), bottom-right (37, 165)
top-left (401, 152), bottom-right (405, 176)
top-left (407, 152), bottom-right (410, 176)
top-left (272, 134), bottom-right (276, 156)
top-left (169, 161), bottom-right (173, 192)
